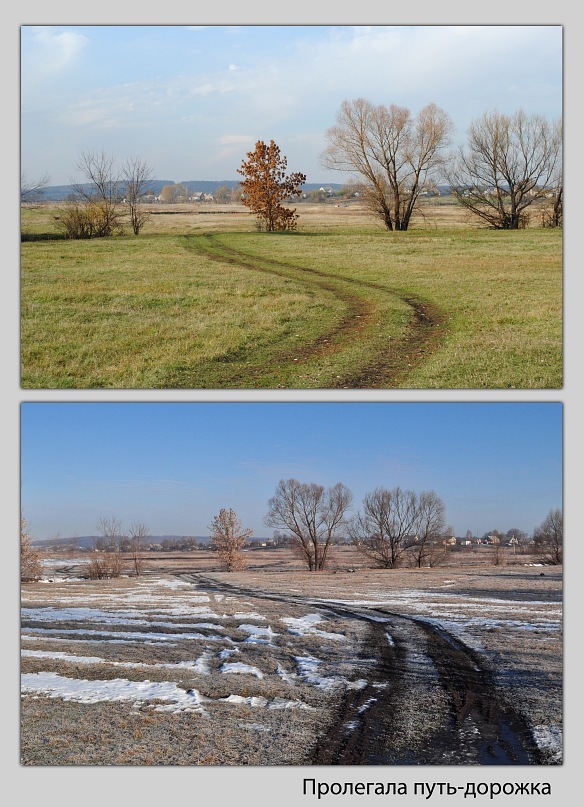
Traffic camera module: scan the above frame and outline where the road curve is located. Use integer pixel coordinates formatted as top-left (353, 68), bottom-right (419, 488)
top-left (187, 234), bottom-right (446, 388)
top-left (176, 572), bottom-right (543, 766)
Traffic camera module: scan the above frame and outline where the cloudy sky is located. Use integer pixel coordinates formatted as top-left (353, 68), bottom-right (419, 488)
top-left (20, 25), bottom-right (563, 186)
top-left (21, 402), bottom-right (562, 541)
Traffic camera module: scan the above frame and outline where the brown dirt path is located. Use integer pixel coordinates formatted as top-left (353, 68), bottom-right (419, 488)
top-left (188, 234), bottom-right (446, 388)
top-left (179, 572), bottom-right (543, 765)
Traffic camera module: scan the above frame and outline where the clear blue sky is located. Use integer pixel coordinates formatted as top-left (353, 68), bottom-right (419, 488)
top-left (20, 402), bottom-right (562, 541)
top-left (20, 25), bottom-right (563, 186)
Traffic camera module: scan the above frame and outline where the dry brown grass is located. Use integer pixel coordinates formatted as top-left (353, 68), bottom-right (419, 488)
top-left (21, 549), bottom-right (562, 765)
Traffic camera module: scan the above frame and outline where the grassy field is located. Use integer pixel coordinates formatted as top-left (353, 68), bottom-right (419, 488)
top-left (21, 547), bottom-right (562, 765)
top-left (20, 202), bottom-right (562, 389)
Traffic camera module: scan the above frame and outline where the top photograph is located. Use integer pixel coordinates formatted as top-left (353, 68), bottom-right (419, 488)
top-left (20, 25), bottom-right (563, 390)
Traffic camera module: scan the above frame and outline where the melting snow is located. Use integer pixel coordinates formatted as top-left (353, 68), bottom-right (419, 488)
top-left (21, 671), bottom-right (208, 714)
top-left (281, 613), bottom-right (346, 641)
top-left (220, 662), bottom-right (264, 678)
top-left (276, 663), bottom-right (297, 684)
top-left (294, 655), bottom-right (367, 692)
top-left (532, 725), bottom-right (563, 762)
top-left (21, 627), bottom-right (226, 643)
top-left (238, 624), bottom-right (278, 644)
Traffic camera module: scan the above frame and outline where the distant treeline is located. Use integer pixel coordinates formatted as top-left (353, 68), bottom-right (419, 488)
top-left (38, 180), bottom-right (348, 203)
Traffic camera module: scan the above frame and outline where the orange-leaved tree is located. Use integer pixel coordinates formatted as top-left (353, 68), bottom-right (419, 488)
top-left (237, 140), bottom-right (306, 231)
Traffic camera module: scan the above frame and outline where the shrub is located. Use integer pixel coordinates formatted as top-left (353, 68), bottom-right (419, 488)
top-left (55, 200), bottom-right (124, 239)
top-left (87, 552), bottom-right (124, 579)
top-left (21, 516), bottom-right (42, 583)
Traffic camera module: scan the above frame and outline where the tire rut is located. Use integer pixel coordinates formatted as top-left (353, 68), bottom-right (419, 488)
top-left (177, 572), bottom-right (542, 765)
top-left (187, 234), bottom-right (446, 388)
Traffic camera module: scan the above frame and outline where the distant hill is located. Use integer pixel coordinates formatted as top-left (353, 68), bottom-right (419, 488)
top-left (32, 535), bottom-right (206, 548)
top-left (32, 534), bottom-right (272, 548)
top-left (39, 180), bottom-right (345, 202)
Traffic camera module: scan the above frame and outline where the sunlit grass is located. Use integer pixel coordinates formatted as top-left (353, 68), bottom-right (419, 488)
top-left (20, 205), bottom-right (562, 389)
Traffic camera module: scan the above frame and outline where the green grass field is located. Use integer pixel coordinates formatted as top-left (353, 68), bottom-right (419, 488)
top-left (20, 203), bottom-right (562, 389)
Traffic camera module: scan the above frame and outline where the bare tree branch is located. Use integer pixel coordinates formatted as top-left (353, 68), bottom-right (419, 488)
top-left (448, 110), bottom-right (562, 229)
top-left (322, 99), bottom-right (452, 231)
top-left (265, 479), bottom-right (352, 571)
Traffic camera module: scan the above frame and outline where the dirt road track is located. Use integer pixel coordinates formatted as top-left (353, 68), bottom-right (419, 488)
top-left (189, 235), bottom-right (446, 388)
top-left (180, 572), bottom-right (543, 765)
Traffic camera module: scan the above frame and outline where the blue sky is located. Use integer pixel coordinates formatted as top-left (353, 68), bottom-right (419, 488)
top-left (20, 402), bottom-right (562, 541)
top-left (20, 25), bottom-right (563, 186)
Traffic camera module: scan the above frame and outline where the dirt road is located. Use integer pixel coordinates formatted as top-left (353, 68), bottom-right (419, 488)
top-left (183, 572), bottom-right (543, 765)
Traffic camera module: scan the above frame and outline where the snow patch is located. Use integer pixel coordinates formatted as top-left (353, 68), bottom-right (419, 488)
top-left (281, 613), bottom-right (346, 641)
top-left (21, 671), bottom-right (208, 714)
top-left (220, 662), bottom-right (264, 678)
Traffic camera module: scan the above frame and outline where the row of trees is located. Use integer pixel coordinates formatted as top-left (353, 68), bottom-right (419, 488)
top-left (239, 106), bottom-right (562, 233)
top-left (264, 479), bottom-right (448, 571)
top-left (20, 497), bottom-right (563, 582)
top-left (212, 481), bottom-right (563, 573)
top-left (323, 102), bottom-right (562, 231)
top-left (230, 104), bottom-right (563, 233)
top-left (23, 104), bottom-right (561, 238)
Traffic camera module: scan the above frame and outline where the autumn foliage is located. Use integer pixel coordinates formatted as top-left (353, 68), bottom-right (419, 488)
top-left (237, 140), bottom-right (306, 231)
top-left (209, 508), bottom-right (252, 571)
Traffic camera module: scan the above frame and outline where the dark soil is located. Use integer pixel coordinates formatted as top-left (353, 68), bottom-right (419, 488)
top-left (183, 573), bottom-right (544, 765)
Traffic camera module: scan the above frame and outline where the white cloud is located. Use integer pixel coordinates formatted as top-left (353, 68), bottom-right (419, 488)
top-left (31, 26), bottom-right (88, 71)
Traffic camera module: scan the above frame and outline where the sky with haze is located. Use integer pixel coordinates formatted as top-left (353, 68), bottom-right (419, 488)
top-left (20, 25), bottom-right (563, 186)
top-left (20, 402), bottom-right (562, 542)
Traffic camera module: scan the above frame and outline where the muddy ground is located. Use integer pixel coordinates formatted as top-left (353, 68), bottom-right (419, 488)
top-left (21, 548), bottom-right (562, 766)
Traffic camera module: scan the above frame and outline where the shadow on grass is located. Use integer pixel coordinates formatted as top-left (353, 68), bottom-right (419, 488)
top-left (21, 232), bottom-right (68, 242)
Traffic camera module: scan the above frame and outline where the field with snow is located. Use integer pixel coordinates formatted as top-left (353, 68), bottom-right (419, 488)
top-left (21, 549), bottom-right (562, 765)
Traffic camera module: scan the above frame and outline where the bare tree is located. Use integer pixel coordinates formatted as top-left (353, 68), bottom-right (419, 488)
top-left (533, 508), bottom-right (563, 565)
top-left (128, 519), bottom-right (149, 576)
top-left (449, 110), bottom-right (562, 229)
top-left (122, 157), bottom-right (153, 235)
top-left (238, 140), bottom-right (306, 231)
top-left (56, 150), bottom-right (124, 239)
top-left (541, 117), bottom-right (563, 228)
top-left (322, 98), bottom-right (452, 231)
top-left (97, 514), bottom-right (123, 551)
top-left (425, 537), bottom-right (451, 568)
top-left (490, 542), bottom-right (507, 566)
top-left (265, 479), bottom-right (352, 571)
top-left (349, 486), bottom-right (419, 568)
top-left (21, 171), bottom-right (51, 204)
top-left (209, 508), bottom-right (252, 572)
top-left (407, 490), bottom-right (446, 568)
top-left (21, 514), bottom-right (42, 582)
top-left (90, 514), bottom-right (124, 578)
top-left (74, 150), bottom-right (124, 233)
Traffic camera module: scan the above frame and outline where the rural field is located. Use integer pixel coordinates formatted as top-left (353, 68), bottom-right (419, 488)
top-left (20, 201), bottom-right (562, 389)
top-left (21, 546), bottom-right (562, 766)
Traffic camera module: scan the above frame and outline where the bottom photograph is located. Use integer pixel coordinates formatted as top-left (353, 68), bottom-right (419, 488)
top-left (20, 401), bottom-right (563, 766)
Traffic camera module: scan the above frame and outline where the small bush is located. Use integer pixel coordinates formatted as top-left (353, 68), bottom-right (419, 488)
top-left (55, 200), bottom-right (124, 239)
top-left (88, 552), bottom-right (124, 579)
top-left (21, 516), bottom-right (42, 583)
